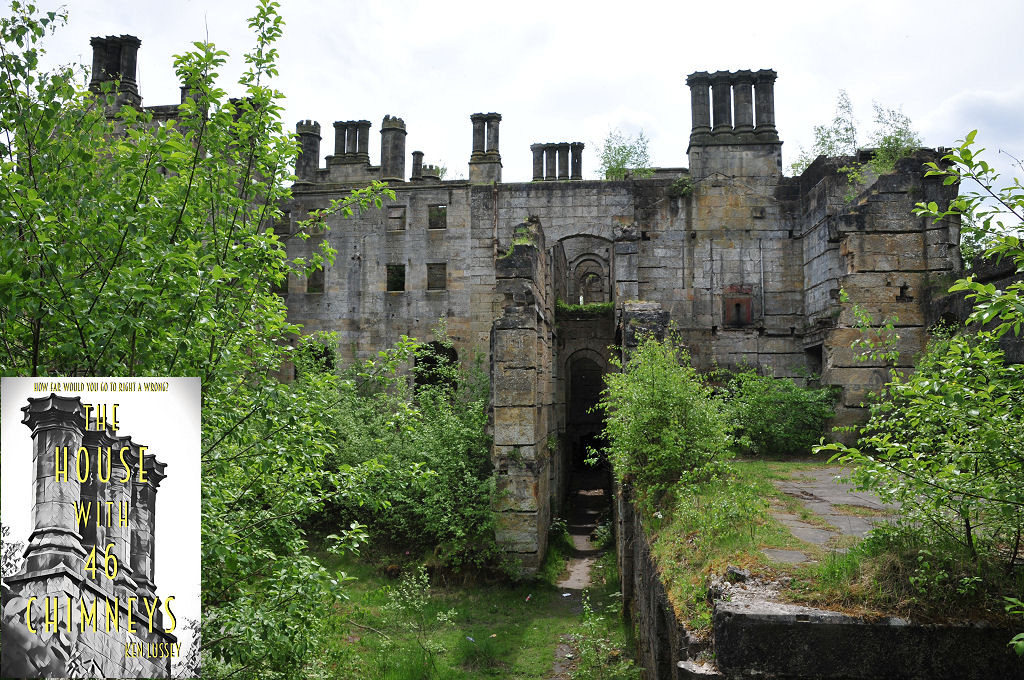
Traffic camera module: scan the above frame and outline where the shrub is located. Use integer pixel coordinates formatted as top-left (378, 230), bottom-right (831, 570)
top-left (597, 334), bottom-right (731, 510)
top-left (724, 368), bottom-right (836, 457)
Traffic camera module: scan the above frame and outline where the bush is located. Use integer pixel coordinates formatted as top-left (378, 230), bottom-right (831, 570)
top-left (818, 331), bottom-right (1024, 574)
top-left (597, 334), bottom-right (731, 510)
top-left (724, 368), bottom-right (836, 457)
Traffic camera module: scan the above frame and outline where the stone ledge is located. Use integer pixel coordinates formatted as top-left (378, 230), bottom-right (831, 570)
top-left (713, 600), bottom-right (1024, 680)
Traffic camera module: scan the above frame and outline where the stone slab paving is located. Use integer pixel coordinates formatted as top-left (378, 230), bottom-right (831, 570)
top-left (763, 466), bottom-right (895, 565)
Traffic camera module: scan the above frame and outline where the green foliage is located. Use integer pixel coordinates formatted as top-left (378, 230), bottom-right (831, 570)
top-left (556, 299), bottom-right (616, 317)
top-left (791, 91), bottom-right (921, 192)
top-left (380, 566), bottom-right (457, 672)
top-left (318, 336), bottom-right (499, 573)
top-left (667, 175), bottom-right (694, 199)
top-left (1006, 597), bottom-right (1024, 656)
top-left (791, 90), bottom-right (858, 175)
top-left (914, 130), bottom-right (1024, 338)
top-left (597, 128), bottom-right (654, 180)
top-left (568, 593), bottom-right (641, 680)
top-left (817, 331), bottom-right (1024, 573)
top-left (538, 516), bottom-right (574, 585)
top-left (839, 287), bottom-right (901, 365)
top-left (723, 368), bottom-right (836, 457)
top-left (597, 334), bottom-right (731, 510)
top-left (0, 4), bottom-right (396, 678)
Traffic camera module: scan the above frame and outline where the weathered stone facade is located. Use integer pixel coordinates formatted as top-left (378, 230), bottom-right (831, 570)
top-left (81, 36), bottom-right (961, 571)
top-left (283, 70), bottom-right (960, 569)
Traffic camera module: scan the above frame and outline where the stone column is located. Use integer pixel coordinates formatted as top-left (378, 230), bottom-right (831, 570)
top-left (711, 70), bottom-right (733, 135)
top-left (332, 121), bottom-right (346, 158)
top-left (754, 69), bottom-right (779, 141)
top-left (89, 37), bottom-right (109, 91)
top-left (129, 447), bottom-right (166, 606)
top-left (109, 435), bottom-right (140, 601)
top-left (470, 113), bottom-right (487, 157)
top-left (20, 394), bottom-right (88, 573)
top-left (531, 144), bottom-right (544, 180)
top-left (345, 121), bottom-right (357, 156)
top-left (80, 426), bottom-right (121, 595)
top-left (296, 120), bottom-right (321, 181)
top-left (570, 142), bottom-right (584, 180)
top-left (356, 120), bottom-right (371, 162)
top-left (557, 143), bottom-right (569, 179)
top-left (117, 35), bottom-right (142, 100)
top-left (686, 71), bottom-right (712, 144)
top-left (486, 113), bottom-right (501, 155)
top-left (732, 70), bottom-right (755, 138)
top-left (411, 150), bottom-right (424, 180)
top-left (544, 144), bottom-right (556, 181)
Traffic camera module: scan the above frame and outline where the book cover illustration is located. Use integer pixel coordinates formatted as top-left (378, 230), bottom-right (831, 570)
top-left (1, 377), bottom-right (201, 679)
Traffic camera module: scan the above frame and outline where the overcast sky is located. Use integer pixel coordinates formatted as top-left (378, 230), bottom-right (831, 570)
top-left (37, 0), bottom-right (1024, 183)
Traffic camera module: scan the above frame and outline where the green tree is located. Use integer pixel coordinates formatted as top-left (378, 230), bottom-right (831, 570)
top-left (0, 3), bottom-right (392, 678)
top-left (597, 128), bottom-right (653, 180)
top-left (791, 90), bottom-right (858, 174)
top-left (596, 334), bottom-right (730, 509)
top-left (915, 131), bottom-right (1024, 337)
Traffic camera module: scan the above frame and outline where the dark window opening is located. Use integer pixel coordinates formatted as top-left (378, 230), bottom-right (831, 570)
top-left (273, 211), bottom-right (291, 236)
top-left (414, 341), bottom-right (458, 393)
top-left (387, 206), bottom-right (407, 230)
top-left (386, 264), bottom-right (405, 291)
top-left (723, 296), bottom-right (752, 327)
top-left (734, 302), bottom-right (743, 325)
top-left (307, 268), bottom-right (324, 294)
top-left (428, 204), bottom-right (448, 230)
top-left (295, 340), bottom-right (336, 379)
top-left (427, 263), bottom-right (447, 290)
top-left (805, 344), bottom-right (824, 383)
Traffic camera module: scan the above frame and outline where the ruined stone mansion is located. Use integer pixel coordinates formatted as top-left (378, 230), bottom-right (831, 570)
top-left (87, 37), bottom-right (960, 571)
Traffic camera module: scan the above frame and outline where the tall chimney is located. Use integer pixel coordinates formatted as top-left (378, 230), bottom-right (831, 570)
top-left (380, 115), bottom-right (407, 182)
top-left (296, 120), bottom-right (321, 181)
top-left (88, 35), bottom-right (142, 105)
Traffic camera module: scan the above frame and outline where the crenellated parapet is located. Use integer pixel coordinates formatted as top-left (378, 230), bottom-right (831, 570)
top-left (380, 115), bottom-right (407, 182)
top-left (295, 119), bottom-right (321, 182)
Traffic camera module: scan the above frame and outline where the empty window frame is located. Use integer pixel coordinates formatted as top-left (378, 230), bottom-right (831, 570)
top-left (306, 268), bottom-right (324, 294)
top-left (386, 264), bottom-right (406, 291)
top-left (387, 205), bottom-right (407, 230)
top-left (428, 204), bottom-right (447, 230)
top-left (427, 263), bottom-right (447, 290)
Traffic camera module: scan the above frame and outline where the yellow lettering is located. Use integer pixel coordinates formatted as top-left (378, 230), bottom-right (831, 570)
top-left (25, 597), bottom-right (36, 633)
top-left (55, 446), bottom-right (68, 482)
top-left (164, 596), bottom-right (176, 633)
top-left (75, 446), bottom-right (89, 483)
top-left (126, 597), bottom-right (137, 632)
top-left (118, 446), bottom-right (131, 483)
top-left (137, 446), bottom-right (148, 483)
top-left (111, 403), bottom-right (119, 430)
top-left (143, 597), bottom-right (158, 633)
top-left (83, 404), bottom-right (93, 430)
top-left (97, 446), bottom-right (111, 482)
top-left (44, 597), bottom-right (58, 633)
top-left (75, 501), bottom-right (91, 530)
top-left (79, 598), bottom-right (97, 632)
top-left (105, 597), bottom-right (119, 632)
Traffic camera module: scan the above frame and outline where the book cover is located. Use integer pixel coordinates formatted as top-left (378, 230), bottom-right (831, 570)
top-left (1, 377), bottom-right (201, 679)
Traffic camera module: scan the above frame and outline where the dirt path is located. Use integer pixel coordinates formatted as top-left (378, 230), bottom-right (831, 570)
top-left (551, 469), bottom-right (609, 677)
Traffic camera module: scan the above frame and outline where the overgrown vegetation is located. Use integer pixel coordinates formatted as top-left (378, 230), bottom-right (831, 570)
top-left (722, 367), bottom-right (836, 457)
top-left (790, 90), bottom-right (922, 202)
top-left (597, 128), bottom-right (654, 180)
top-left (595, 334), bottom-right (732, 511)
top-left (556, 299), bottom-right (616, 317)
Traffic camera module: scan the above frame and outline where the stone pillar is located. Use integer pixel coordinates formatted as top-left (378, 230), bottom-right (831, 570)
top-left (686, 71), bottom-right (712, 145)
top-left (486, 113), bottom-right (501, 155)
top-left (356, 120), bottom-right (371, 162)
top-left (754, 69), bottom-right (779, 141)
top-left (531, 143), bottom-right (544, 180)
top-left (20, 394), bottom-right (88, 573)
top-left (411, 150), bottom-right (424, 180)
top-left (613, 225), bottom-right (641, 301)
top-left (470, 113), bottom-right (487, 158)
top-left (80, 425), bottom-right (121, 595)
top-left (380, 115), bottom-right (407, 182)
top-left (109, 435), bottom-right (140, 601)
top-left (332, 121), bottom-right (347, 158)
top-left (544, 144), bottom-right (556, 181)
top-left (570, 142), bottom-right (584, 180)
top-left (711, 70), bottom-right (733, 135)
top-left (89, 37), bottom-right (109, 91)
top-left (296, 120), bottom-right (321, 181)
top-left (117, 34), bottom-right (142, 98)
top-left (129, 447), bottom-right (167, 607)
top-left (345, 122), bottom-right (357, 156)
top-left (557, 143), bottom-right (570, 179)
top-left (732, 70), bottom-right (755, 138)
